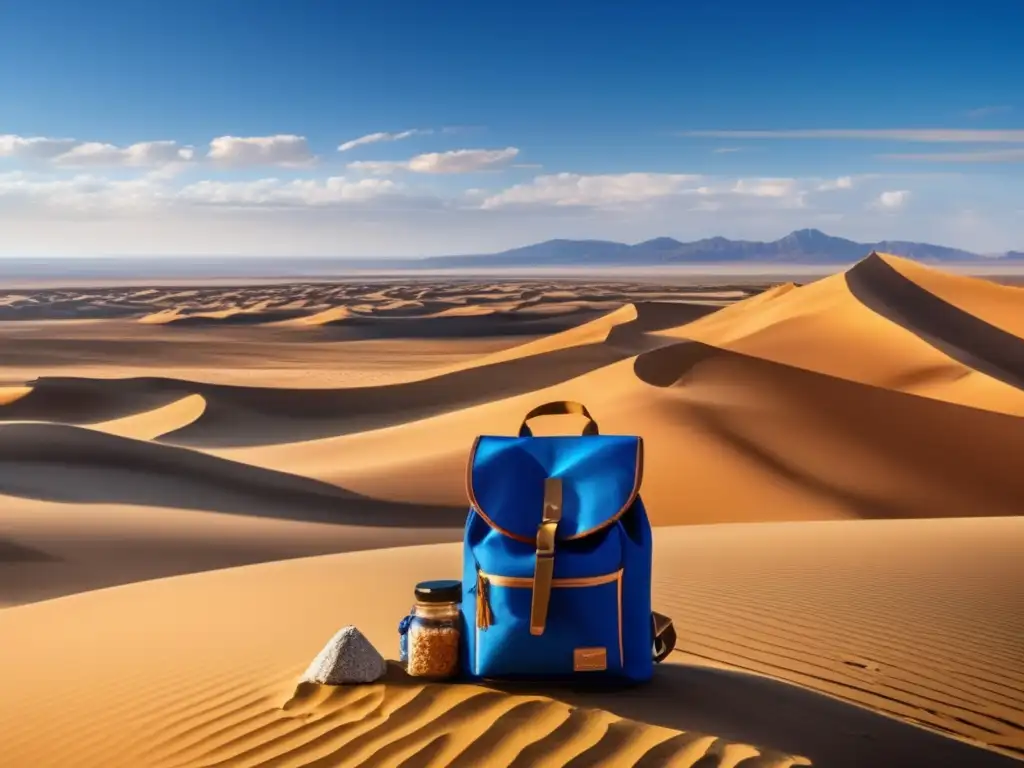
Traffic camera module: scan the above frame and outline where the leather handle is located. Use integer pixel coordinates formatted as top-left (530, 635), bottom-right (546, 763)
top-left (519, 401), bottom-right (600, 437)
top-left (652, 612), bottom-right (676, 663)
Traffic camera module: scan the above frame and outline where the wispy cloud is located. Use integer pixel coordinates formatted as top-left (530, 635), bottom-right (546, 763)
top-left (679, 129), bottom-right (1024, 142)
top-left (881, 148), bottom-right (1024, 163)
top-left (712, 147), bottom-right (742, 154)
top-left (480, 172), bottom-right (703, 209)
top-left (966, 105), bottom-right (1013, 120)
top-left (337, 129), bottom-right (431, 152)
top-left (349, 147), bottom-right (519, 175)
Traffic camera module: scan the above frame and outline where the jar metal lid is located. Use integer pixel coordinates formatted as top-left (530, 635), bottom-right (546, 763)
top-left (414, 579), bottom-right (461, 604)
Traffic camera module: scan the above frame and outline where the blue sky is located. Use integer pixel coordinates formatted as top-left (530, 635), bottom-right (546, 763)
top-left (0, 0), bottom-right (1022, 256)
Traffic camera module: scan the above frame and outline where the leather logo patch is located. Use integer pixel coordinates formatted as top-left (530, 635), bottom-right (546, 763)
top-left (573, 647), bottom-right (607, 672)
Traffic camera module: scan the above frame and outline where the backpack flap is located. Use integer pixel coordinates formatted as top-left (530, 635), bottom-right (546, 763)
top-left (467, 434), bottom-right (643, 635)
top-left (467, 434), bottom-right (643, 543)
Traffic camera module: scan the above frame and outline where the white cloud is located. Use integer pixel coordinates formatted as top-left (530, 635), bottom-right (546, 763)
top-left (177, 176), bottom-right (401, 207)
top-left (818, 176), bottom-right (854, 191)
top-left (0, 171), bottom-right (168, 211)
top-left (0, 135), bottom-right (78, 160)
top-left (881, 148), bottom-right (1024, 163)
top-left (730, 178), bottom-right (798, 198)
top-left (0, 170), bottom-right (403, 212)
top-left (207, 135), bottom-right (314, 167)
top-left (338, 129), bottom-right (429, 152)
top-left (2, 169), bottom-right (1021, 257)
top-left (1, 135), bottom-right (193, 168)
top-left (481, 172), bottom-right (702, 209)
top-left (411, 148), bottom-right (518, 173)
top-left (712, 147), bottom-right (742, 154)
top-left (52, 140), bottom-right (194, 168)
top-left (349, 147), bottom-right (519, 175)
top-left (679, 129), bottom-right (1024, 143)
top-left (875, 190), bottom-right (911, 210)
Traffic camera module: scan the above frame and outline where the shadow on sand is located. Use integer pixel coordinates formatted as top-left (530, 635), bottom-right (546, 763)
top-left (846, 253), bottom-right (1024, 390)
top-left (0, 422), bottom-right (467, 529)
top-left (462, 662), bottom-right (1018, 768)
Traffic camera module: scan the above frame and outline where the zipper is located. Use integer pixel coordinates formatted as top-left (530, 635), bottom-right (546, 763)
top-left (474, 568), bottom-right (624, 674)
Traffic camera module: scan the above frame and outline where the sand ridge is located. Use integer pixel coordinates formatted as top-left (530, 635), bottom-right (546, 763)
top-left (882, 253), bottom-right (1024, 338)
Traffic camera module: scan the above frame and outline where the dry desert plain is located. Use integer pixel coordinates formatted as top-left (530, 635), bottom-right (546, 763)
top-left (0, 252), bottom-right (1022, 768)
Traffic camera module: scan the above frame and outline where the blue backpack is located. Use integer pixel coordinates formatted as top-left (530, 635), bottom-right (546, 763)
top-left (460, 401), bottom-right (676, 682)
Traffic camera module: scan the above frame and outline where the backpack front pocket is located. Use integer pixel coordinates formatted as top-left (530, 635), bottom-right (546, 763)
top-left (473, 569), bottom-right (623, 678)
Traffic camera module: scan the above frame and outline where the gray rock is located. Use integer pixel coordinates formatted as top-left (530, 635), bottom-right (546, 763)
top-left (300, 625), bottom-right (388, 685)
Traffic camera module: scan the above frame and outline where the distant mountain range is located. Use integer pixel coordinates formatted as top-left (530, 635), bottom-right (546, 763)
top-left (1, 230), bottom-right (1021, 283)
top-left (416, 229), bottom-right (1023, 268)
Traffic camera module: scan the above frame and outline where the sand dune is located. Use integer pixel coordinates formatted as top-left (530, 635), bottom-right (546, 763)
top-left (846, 253), bottom-right (1024, 391)
top-left (0, 342), bottom-right (625, 446)
top-left (8, 279), bottom-right (754, 325)
top-left (87, 392), bottom-right (208, 439)
top-left (665, 256), bottom-right (1024, 416)
top-left (1, 263), bottom-right (1022, 766)
top-left (443, 302), bottom-right (643, 368)
top-left (144, 308), bottom-right (314, 326)
top-left (0, 520), bottom-right (1019, 767)
top-left (0, 386), bottom-right (31, 405)
top-left (0, 421), bottom-right (464, 529)
top-left (275, 305), bottom-right (357, 326)
top-left (0, 300), bottom-right (695, 445)
top-left (884, 253), bottom-right (1024, 338)
top-left (0, 324), bottom-right (519, 388)
top-left (4, 269), bottom-right (1023, 523)
top-left (0, 301), bottom-right (717, 448)
top-left (205, 338), bottom-right (1024, 524)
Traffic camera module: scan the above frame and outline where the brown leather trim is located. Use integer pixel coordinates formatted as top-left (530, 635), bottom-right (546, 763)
top-left (466, 436), bottom-right (644, 543)
top-left (617, 571), bottom-right (624, 667)
top-left (483, 570), bottom-right (622, 588)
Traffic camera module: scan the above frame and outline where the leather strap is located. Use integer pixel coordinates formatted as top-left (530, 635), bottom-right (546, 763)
top-left (652, 612), bottom-right (676, 663)
top-left (530, 478), bottom-right (562, 635)
top-left (519, 401), bottom-right (600, 437)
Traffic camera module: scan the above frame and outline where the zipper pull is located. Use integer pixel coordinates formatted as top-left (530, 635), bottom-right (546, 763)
top-left (476, 571), bottom-right (493, 630)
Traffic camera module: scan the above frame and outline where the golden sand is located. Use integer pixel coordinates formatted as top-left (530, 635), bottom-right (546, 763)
top-left (0, 263), bottom-right (1021, 766)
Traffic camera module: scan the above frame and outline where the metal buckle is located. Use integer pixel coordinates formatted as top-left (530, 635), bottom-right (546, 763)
top-left (536, 520), bottom-right (558, 556)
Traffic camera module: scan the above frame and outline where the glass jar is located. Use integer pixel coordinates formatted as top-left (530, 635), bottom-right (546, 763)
top-left (406, 579), bottom-right (462, 680)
